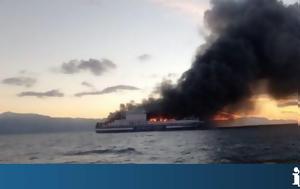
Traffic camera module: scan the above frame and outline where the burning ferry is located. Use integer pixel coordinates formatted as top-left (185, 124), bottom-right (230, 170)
top-left (95, 108), bottom-right (204, 133)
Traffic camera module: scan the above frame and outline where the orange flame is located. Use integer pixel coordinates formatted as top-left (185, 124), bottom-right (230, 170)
top-left (213, 112), bottom-right (239, 121)
top-left (149, 116), bottom-right (174, 123)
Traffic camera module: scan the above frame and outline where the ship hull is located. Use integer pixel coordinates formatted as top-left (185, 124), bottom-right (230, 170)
top-left (95, 123), bottom-right (205, 133)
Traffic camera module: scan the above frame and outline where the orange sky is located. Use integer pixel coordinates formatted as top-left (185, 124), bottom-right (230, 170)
top-left (236, 96), bottom-right (298, 121)
top-left (0, 92), bottom-right (298, 121)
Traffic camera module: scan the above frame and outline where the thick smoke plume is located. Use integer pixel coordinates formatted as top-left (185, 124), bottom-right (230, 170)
top-left (147, 0), bottom-right (300, 119)
top-left (111, 0), bottom-right (300, 120)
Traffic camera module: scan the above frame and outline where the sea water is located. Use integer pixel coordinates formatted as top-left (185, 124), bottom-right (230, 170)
top-left (0, 125), bottom-right (299, 163)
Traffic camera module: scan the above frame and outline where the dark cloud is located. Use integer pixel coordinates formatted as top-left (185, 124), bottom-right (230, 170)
top-left (60, 58), bottom-right (116, 76)
top-left (129, 0), bottom-right (300, 119)
top-left (2, 77), bottom-right (36, 87)
top-left (18, 89), bottom-right (64, 98)
top-left (75, 85), bottom-right (140, 97)
top-left (137, 54), bottom-right (152, 61)
top-left (157, 0), bottom-right (300, 119)
top-left (81, 81), bottom-right (96, 90)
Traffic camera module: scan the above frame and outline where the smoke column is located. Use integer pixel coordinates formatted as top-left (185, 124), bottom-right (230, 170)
top-left (148, 0), bottom-right (300, 119)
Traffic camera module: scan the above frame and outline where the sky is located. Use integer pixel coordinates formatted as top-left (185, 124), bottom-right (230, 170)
top-left (0, 0), bottom-right (298, 119)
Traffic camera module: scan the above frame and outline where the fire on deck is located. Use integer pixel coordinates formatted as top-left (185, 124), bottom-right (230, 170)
top-left (95, 109), bottom-right (205, 133)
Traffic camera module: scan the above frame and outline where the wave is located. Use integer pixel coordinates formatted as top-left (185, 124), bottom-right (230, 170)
top-left (64, 147), bottom-right (142, 156)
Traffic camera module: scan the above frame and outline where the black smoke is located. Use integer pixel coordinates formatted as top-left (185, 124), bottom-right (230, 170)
top-left (144, 0), bottom-right (300, 119)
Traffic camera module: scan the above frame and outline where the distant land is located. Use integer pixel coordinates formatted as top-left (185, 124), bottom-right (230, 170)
top-left (215, 117), bottom-right (297, 127)
top-left (0, 112), bottom-right (99, 134)
top-left (0, 112), bottom-right (297, 134)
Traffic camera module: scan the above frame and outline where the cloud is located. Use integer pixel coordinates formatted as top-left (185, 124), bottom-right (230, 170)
top-left (277, 100), bottom-right (298, 107)
top-left (2, 77), bottom-right (36, 87)
top-left (60, 58), bottom-right (116, 76)
top-left (138, 54), bottom-right (152, 61)
top-left (18, 89), bottom-right (64, 98)
top-left (81, 81), bottom-right (96, 90)
top-left (151, 0), bottom-right (210, 37)
top-left (152, 0), bottom-right (209, 20)
top-left (75, 85), bottom-right (140, 97)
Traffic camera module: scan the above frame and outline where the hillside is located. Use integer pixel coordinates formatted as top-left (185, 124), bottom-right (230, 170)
top-left (0, 112), bottom-right (99, 134)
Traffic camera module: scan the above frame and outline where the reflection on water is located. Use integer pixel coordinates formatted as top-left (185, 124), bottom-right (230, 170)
top-left (0, 125), bottom-right (299, 163)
